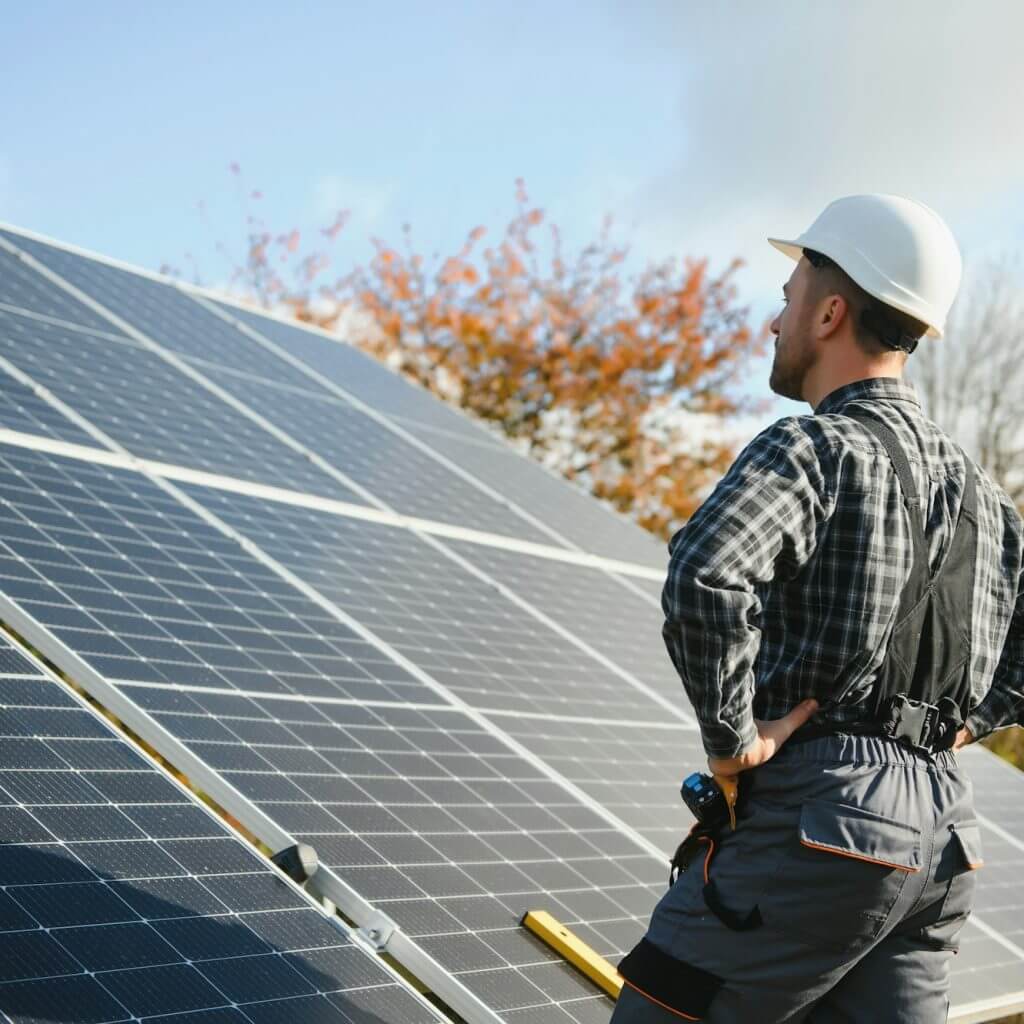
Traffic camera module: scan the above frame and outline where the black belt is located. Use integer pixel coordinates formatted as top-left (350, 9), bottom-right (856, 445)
top-left (786, 721), bottom-right (884, 745)
top-left (786, 694), bottom-right (963, 755)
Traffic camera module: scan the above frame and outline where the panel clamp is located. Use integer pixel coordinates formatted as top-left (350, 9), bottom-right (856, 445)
top-left (357, 911), bottom-right (398, 952)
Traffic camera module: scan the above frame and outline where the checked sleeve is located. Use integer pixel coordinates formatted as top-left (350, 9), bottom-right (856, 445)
top-left (967, 562), bottom-right (1024, 740)
top-left (662, 417), bottom-right (833, 758)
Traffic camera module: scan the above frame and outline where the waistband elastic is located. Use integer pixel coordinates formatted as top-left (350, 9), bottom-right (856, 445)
top-left (773, 730), bottom-right (960, 770)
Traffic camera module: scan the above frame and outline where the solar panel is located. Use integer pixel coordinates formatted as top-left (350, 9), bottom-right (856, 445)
top-left (0, 244), bottom-right (119, 335)
top-left (0, 623), bottom-right (445, 1022)
top-left (0, 223), bottom-right (1022, 1023)
top-left (206, 298), bottom-right (669, 569)
top-left (387, 433), bottom-right (669, 569)
top-left (0, 310), bottom-right (366, 502)
top-left (0, 443), bottom-right (661, 1021)
top-left (3, 230), bottom-right (657, 562)
top-left (0, 232), bottom-right (327, 393)
top-left (193, 363), bottom-right (556, 543)
top-left (211, 299), bottom-right (510, 448)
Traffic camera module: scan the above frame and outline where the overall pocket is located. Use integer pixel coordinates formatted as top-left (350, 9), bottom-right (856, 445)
top-left (918, 819), bottom-right (983, 952)
top-left (757, 798), bottom-right (922, 952)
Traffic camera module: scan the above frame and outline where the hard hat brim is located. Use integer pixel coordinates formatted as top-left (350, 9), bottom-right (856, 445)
top-left (767, 235), bottom-right (942, 338)
top-left (767, 237), bottom-right (804, 262)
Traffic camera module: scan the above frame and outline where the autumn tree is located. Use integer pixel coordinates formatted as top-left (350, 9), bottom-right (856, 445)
top-left (175, 172), bottom-right (768, 538)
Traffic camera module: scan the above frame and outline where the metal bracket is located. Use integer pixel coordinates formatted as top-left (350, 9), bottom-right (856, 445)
top-left (356, 911), bottom-right (398, 952)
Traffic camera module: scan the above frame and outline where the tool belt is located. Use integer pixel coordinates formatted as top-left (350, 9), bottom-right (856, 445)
top-left (787, 693), bottom-right (964, 755)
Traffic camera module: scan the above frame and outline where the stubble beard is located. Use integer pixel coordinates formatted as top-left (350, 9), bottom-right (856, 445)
top-left (769, 334), bottom-right (809, 402)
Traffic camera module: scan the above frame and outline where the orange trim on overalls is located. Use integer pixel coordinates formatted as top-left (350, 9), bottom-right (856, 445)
top-left (799, 838), bottom-right (921, 872)
top-left (621, 979), bottom-right (701, 1021)
top-left (698, 836), bottom-right (716, 884)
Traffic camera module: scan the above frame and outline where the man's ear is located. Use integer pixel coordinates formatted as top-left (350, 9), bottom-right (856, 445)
top-left (818, 294), bottom-right (847, 339)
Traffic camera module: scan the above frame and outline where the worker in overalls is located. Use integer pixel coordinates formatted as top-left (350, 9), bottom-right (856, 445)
top-left (612, 194), bottom-right (1024, 1022)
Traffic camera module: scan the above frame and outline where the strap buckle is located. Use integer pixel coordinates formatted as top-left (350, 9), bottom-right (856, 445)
top-left (880, 694), bottom-right (962, 753)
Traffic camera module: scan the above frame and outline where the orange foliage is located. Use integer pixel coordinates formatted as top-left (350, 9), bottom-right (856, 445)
top-left (192, 176), bottom-right (769, 538)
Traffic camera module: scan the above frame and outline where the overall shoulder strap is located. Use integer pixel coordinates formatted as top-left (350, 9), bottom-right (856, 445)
top-left (846, 412), bottom-right (928, 557)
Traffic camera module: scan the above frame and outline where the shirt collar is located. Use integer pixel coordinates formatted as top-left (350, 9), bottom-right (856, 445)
top-left (814, 377), bottom-right (922, 416)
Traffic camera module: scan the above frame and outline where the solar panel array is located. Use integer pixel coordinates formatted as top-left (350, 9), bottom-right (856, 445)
top-left (0, 223), bottom-right (1021, 1023)
top-left (0, 624), bottom-right (445, 1023)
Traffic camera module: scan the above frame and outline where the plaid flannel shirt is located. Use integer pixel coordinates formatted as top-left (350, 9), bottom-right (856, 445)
top-left (663, 377), bottom-right (1024, 758)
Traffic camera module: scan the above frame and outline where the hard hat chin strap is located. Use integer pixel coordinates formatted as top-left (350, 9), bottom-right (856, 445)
top-left (859, 306), bottom-right (921, 355)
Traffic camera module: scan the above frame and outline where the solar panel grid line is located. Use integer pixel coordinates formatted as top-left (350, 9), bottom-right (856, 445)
top-left (0, 358), bottom-right (136, 460)
top-left (962, 912), bottom-right (1024, 962)
top-left (0, 427), bottom-right (665, 586)
top-left (976, 812), bottom-right (1024, 856)
top-left (116, 680), bottom-right (465, 714)
top-left (0, 625), bottom-right (450, 1022)
top-left (0, 234), bottom-right (394, 515)
top-left (113, 681), bottom-right (694, 736)
top-left (192, 290), bottom-right (638, 564)
top-left (599, 569), bottom-right (662, 611)
top-left (0, 428), bottom-right (167, 476)
top-left (389, 415), bottom-right (508, 451)
top-left (0, 298), bottom-right (128, 344)
top-left (469, 709), bottom-right (695, 731)
top-left (129, 457), bottom-right (665, 583)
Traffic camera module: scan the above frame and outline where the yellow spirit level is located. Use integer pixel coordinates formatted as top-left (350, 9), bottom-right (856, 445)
top-left (520, 909), bottom-right (624, 999)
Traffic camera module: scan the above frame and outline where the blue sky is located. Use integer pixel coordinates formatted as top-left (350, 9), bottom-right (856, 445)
top-left (3, 1), bottom-right (1023, 428)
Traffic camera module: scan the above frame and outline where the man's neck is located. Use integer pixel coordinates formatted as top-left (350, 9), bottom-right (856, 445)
top-left (805, 368), bottom-right (904, 410)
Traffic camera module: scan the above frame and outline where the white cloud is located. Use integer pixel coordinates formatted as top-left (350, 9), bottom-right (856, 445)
top-left (610, 0), bottom-right (1024, 303)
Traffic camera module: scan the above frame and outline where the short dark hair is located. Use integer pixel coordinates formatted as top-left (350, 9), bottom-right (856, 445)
top-left (803, 248), bottom-right (928, 357)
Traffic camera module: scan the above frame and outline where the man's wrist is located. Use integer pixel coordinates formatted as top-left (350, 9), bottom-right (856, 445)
top-left (700, 716), bottom-right (758, 762)
top-left (965, 712), bottom-right (991, 744)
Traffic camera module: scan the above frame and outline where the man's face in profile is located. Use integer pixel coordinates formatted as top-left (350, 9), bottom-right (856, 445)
top-left (768, 258), bottom-right (818, 403)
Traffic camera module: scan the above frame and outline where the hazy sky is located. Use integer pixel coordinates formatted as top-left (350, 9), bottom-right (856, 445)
top-left (3, 0), bottom-right (1022, 427)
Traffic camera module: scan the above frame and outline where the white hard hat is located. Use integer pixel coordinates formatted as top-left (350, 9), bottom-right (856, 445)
top-left (768, 194), bottom-right (962, 339)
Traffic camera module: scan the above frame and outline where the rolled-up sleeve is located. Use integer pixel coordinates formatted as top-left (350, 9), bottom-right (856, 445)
top-left (662, 417), bottom-right (832, 758)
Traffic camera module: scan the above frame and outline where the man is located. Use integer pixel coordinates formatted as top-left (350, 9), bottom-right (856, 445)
top-left (611, 194), bottom-right (1024, 1023)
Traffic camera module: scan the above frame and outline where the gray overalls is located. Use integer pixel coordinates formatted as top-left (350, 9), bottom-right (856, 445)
top-left (613, 414), bottom-right (985, 1023)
